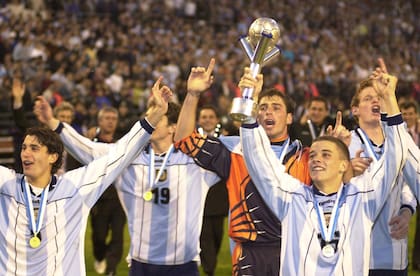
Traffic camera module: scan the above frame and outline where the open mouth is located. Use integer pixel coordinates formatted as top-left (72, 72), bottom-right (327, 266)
top-left (372, 106), bottom-right (380, 114)
top-left (264, 119), bottom-right (275, 126)
top-left (22, 160), bottom-right (33, 168)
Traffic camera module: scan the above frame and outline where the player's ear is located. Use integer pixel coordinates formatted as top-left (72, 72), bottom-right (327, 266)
top-left (351, 106), bottom-right (359, 117)
top-left (286, 113), bottom-right (293, 125)
top-left (48, 153), bottom-right (59, 166)
top-left (169, 123), bottom-right (176, 135)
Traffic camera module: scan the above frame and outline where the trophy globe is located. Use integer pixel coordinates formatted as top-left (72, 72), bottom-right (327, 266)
top-left (248, 17), bottom-right (281, 52)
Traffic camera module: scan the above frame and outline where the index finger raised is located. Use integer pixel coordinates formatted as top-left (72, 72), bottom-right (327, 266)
top-left (153, 76), bottom-right (164, 90)
top-left (377, 58), bottom-right (388, 74)
top-left (206, 58), bottom-right (215, 75)
top-left (334, 111), bottom-right (342, 131)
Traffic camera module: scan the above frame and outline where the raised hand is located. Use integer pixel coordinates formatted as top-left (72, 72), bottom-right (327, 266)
top-left (146, 76), bottom-right (173, 126)
top-left (350, 149), bottom-right (373, 176)
top-left (326, 111), bottom-right (351, 146)
top-left (33, 96), bottom-right (54, 123)
top-left (33, 96), bottom-right (60, 130)
top-left (238, 67), bottom-right (263, 101)
top-left (370, 58), bottom-right (399, 115)
top-left (187, 58), bottom-right (215, 96)
top-left (12, 78), bottom-right (25, 108)
top-left (370, 58), bottom-right (398, 99)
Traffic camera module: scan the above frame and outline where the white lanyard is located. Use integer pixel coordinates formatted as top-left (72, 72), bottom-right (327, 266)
top-left (307, 120), bottom-right (325, 140)
top-left (148, 144), bottom-right (174, 190)
top-left (23, 177), bottom-right (49, 237)
top-left (313, 185), bottom-right (344, 242)
top-left (277, 138), bottom-right (290, 164)
top-left (356, 128), bottom-right (382, 161)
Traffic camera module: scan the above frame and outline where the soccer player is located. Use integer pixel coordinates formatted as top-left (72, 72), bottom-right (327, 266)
top-left (0, 85), bottom-right (172, 275)
top-left (349, 59), bottom-right (417, 275)
top-left (174, 59), bottom-right (311, 275)
top-left (240, 70), bottom-right (410, 275)
top-left (36, 76), bottom-right (220, 276)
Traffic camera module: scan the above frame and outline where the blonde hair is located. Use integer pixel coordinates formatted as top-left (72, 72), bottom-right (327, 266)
top-left (53, 101), bottom-right (75, 117)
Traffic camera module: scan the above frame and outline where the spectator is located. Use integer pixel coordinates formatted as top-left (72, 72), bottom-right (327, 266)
top-left (86, 106), bottom-right (126, 276)
top-left (290, 96), bottom-right (335, 147)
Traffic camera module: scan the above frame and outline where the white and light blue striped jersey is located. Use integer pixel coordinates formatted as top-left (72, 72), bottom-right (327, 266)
top-left (58, 123), bottom-right (220, 265)
top-left (401, 132), bottom-right (420, 198)
top-left (240, 115), bottom-right (407, 276)
top-left (348, 127), bottom-right (417, 270)
top-left (0, 120), bottom-right (153, 276)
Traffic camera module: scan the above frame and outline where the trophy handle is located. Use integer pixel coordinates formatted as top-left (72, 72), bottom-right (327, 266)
top-left (252, 32), bottom-right (272, 64)
top-left (239, 36), bottom-right (254, 60)
top-left (263, 46), bottom-right (281, 65)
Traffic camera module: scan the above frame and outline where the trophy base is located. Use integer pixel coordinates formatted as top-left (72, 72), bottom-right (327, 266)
top-left (229, 97), bottom-right (256, 122)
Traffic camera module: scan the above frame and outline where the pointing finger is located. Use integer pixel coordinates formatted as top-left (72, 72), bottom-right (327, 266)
top-left (206, 58), bottom-right (215, 76)
top-left (377, 58), bottom-right (388, 74)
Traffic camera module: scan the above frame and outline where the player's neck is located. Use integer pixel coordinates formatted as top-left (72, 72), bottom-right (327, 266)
top-left (269, 133), bottom-right (289, 143)
top-left (359, 122), bottom-right (384, 145)
top-left (314, 180), bottom-right (342, 195)
top-left (26, 173), bottom-right (51, 189)
top-left (151, 139), bottom-right (173, 155)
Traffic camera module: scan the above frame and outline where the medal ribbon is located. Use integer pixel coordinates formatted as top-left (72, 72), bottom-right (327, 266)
top-left (277, 138), bottom-right (290, 164)
top-left (356, 128), bottom-right (382, 161)
top-left (148, 144), bottom-right (174, 190)
top-left (313, 185), bottom-right (344, 243)
top-left (307, 120), bottom-right (326, 140)
top-left (23, 177), bottom-right (49, 238)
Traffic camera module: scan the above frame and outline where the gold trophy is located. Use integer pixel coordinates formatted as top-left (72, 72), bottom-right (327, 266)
top-left (230, 17), bottom-right (281, 121)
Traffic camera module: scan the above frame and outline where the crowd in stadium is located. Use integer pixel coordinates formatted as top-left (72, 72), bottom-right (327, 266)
top-left (0, 0), bottom-right (418, 132)
top-left (0, 1), bottom-right (419, 276)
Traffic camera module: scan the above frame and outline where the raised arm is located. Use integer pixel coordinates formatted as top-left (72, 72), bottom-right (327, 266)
top-left (239, 74), bottom-right (300, 220)
top-left (240, 122), bottom-right (302, 220)
top-left (355, 69), bottom-right (409, 219)
top-left (35, 76), bottom-right (173, 165)
top-left (34, 96), bottom-right (108, 164)
top-left (63, 79), bottom-right (172, 207)
top-left (174, 58), bottom-right (215, 141)
top-left (11, 78), bottom-right (30, 131)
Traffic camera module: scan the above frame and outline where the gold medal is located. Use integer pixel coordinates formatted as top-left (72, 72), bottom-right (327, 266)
top-left (29, 235), bottom-right (41, 249)
top-left (143, 191), bottom-right (153, 201)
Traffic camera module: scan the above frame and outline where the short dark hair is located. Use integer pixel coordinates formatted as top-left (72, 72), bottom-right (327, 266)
top-left (312, 135), bottom-right (350, 161)
top-left (258, 88), bottom-right (295, 114)
top-left (24, 127), bottom-right (64, 174)
top-left (399, 101), bottom-right (418, 113)
top-left (166, 102), bottom-right (181, 125)
top-left (309, 96), bottom-right (329, 110)
top-left (198, 104), bottom-right (219, 118)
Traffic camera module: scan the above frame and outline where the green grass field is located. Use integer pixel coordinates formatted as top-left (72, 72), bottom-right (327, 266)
top-left (84, 217), bottom-right (420, 276)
